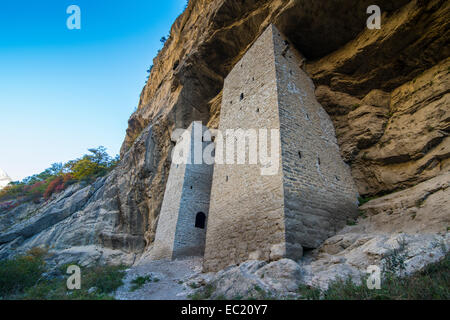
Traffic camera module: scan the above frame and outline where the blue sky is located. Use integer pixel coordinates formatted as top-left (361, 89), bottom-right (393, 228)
top-left (0, 0), bottom-right (187, 181)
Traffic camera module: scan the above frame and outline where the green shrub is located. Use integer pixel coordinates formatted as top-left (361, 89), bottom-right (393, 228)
top-left (82, 265), bottom-right (126, 294)
top-left (0, 249), bottom-right (126, 300)
top-left (358, 196), bottom-right (376, 206)
top-left (0, 248), bottom-right (47, 297)
top-left (22, 264), bottom-right (126, 300)
top-left (188, 284), bottom-right (216, 300)
top-left (130, 275), bottom-right (152, 291)
top-left (0, 183), bottom-right (24, 201)
top-left (70, 158), bottom-right (105, 181)
top-left (188, 282), bottom-right (201, 289)
top-left (22, 278), bottom-right (66, 300)
top-left (0, 146), bottom-right (119, 206)
top-left (297, 253), bottom-right (450, 300)
top-left (382, 237), bottom-right (408, 276)
top-left (298, 284), bottom-right (321, 300)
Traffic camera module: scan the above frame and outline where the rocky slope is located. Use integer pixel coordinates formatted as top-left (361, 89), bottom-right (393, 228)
top-left (0, 0), bottom-right (448, 293)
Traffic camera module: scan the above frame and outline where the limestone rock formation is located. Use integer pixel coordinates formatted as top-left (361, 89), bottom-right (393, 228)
top-left (299, 232), bottom-right (449, 291)
top-left (192, 259), bottom-right (303, 299)
top-left (0, 0), bottom-right (448, 294)
top-left (118, 0), bottom-right (449, 263)
top-left (0, 177), bottom-right (137, 266)
top-left (187, 228), bottom-right (448, 298)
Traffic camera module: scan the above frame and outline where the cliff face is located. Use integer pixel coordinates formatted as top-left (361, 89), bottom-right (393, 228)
top-left (123, 0), bottom-right (449, 198)
top-left (307, 0), bottom-right (450, 195)
top-left (120, 0), bottom-right (449, 248)
top-left (0, 0), bottom-right (448, 266)
top-left (122, 0), bottom-right (413, 152)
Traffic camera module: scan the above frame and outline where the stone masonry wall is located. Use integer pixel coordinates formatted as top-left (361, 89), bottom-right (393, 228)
top-left (273, 29), bottom-right (359, 252)
top-left (172, 128), bottom-right (214, 258)
top-left (203, 25), bottom-right (286, 272)
top-left (150, 123), bottom-right (213, 260)
top-left (203, 25), bottom-right (358, 272)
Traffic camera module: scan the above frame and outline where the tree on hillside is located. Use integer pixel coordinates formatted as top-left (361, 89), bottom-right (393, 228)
top-left (0, 146), bottom-right (120, 204)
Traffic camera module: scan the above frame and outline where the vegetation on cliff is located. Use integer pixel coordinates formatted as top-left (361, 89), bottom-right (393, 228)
top-left (298, 253), bottom-right (449, 300)
top-left (0, 247), bottom-right (126, 300)
top-left (188, 253), bottom-right (449, 300)
top-left (0, 146), bottom-right (119, 210)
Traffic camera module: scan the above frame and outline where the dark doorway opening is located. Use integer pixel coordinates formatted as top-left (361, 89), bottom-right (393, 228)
top-left (195, 212), bottom-right (206, 229)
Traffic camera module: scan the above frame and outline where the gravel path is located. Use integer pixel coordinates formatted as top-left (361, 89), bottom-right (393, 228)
top-left (115, 256), bottom-right (203, 300)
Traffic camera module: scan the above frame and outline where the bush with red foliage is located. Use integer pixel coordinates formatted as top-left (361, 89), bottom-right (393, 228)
top-left (63, 173), bottom-right (74, 185)
top-left (43, 174), bottom-right (74, 200)
top-left (0, 200), bottom-right (19, 211)
top-left (22, 181), bottom-right (47, 203)
top-left (0, 147), bottom-right (117, 206)
top-left (43, 177), bottom-right (62, 200)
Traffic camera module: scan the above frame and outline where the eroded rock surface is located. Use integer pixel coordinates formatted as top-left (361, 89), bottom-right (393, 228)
top-left (185, 231), bottom-right (448, 298)
top-left (301, 232), bottom-right (449, 291)
top-left (115, 257), bottom-right (204, 300)
top-left (0, 1), bottom-right (448, 290)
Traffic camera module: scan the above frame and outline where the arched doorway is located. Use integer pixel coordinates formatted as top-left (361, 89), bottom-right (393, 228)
top-left (195, 212), bottom-right (206, 229)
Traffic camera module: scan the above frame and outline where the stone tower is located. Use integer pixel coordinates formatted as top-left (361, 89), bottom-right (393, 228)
top-left (150, 122), bottom-right (214, 260)
top-left (203, 25), bottom-right (359, 272)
